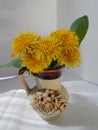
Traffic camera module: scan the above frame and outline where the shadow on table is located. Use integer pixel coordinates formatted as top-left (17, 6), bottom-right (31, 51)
top-left (48, 93), bottom-right (98, 129)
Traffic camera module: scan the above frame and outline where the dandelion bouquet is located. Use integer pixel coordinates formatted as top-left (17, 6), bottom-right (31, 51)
top-left (1, 15), bottom-right (89, 73)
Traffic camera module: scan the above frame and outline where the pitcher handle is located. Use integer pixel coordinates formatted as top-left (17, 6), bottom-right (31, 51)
top-left (18, 67), bottom-right (31, 95)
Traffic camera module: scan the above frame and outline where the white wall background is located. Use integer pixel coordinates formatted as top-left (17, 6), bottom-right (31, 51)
top-left (57, 0), bottom-right (98, 84)
top-left (0, 0), bottom-right (57, 77)
top-left (0, 0), bottom-right (98, 85)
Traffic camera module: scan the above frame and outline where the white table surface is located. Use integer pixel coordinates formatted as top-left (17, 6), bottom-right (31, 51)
top-left (0, 80), bottom-right (98, 130)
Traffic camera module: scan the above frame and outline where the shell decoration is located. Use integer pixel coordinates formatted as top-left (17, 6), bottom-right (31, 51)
top-left (30, 88), bottom-right (68, 117)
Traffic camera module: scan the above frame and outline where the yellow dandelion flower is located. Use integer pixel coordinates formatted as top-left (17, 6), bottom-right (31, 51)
top-left (51, 29), bottom-right (81, 67)
top-left (22, 53), bottom-right (48, 73)
top-left (30, 36), bottom-right (61, 66)
top-left (58, 47), bottom-right (81, 68)
top-left (10, 32), bottom-right (40, 57)
top-left (51, 29), bottom-right (79, 46)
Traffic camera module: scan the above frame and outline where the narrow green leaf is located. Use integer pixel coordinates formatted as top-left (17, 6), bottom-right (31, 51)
top-left (70, 15), bottom-right (89, 45)
top-left (0, 58), bottom-right (22, 68)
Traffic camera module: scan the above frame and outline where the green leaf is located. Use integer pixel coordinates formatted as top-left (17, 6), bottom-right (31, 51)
top-left (0, 58), bottom-right (23, 68)
top-left (48, 60), bottom-right (61, 69)
top-left (70, 15), bottom-right (89, 45)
